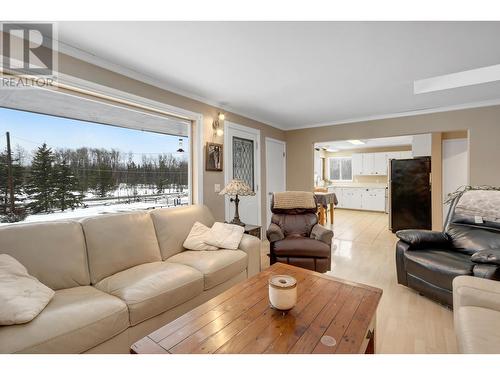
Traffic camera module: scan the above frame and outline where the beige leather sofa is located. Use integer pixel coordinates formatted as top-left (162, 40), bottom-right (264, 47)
top-left (0, 205), bottom-right (261, 354)
top-left (453, 276), bottom-right (500, 353)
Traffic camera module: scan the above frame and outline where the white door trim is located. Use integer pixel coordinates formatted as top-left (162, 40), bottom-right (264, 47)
top-left (265, 137), bottom-right (287, 226)
top-left (224, 121), bottom-right (261, 225)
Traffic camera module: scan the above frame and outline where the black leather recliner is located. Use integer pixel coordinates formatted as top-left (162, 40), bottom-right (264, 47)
top-left (395, 189), bottom-right (500, 307)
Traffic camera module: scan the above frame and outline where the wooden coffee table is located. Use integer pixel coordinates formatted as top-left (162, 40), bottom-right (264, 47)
top-left (131, 263), bottom-right (382, 354)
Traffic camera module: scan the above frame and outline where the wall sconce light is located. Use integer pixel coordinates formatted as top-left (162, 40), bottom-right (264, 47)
top-left (212, 112), bottom-right (225, 137)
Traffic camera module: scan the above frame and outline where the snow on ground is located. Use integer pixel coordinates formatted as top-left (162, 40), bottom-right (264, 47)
top-left (1, 195), bottom-right (189, 226)
top-left (84, 184), bottom-right (185, 199)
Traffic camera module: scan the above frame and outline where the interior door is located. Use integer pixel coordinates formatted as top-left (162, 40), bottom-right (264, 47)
top-left (225, 122), bottom-right (261, 226)
top-left (265, 138), bottom-right (286, 228)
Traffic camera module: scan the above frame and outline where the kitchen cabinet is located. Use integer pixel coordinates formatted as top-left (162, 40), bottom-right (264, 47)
top-left (342, 188), bottom-right (362, 209)
top-left (361, 188), bottom-right (386, 211)
top-left (361, 153), bottom-right (374, 175)
top-left (373, 153), bottom-right (387, 175)
top-left (330, 186), bottom-right (386, 211)
top-left (352, 154), bottom-right (363, 176)
top-left (352, 151), bottom-right (412, 176)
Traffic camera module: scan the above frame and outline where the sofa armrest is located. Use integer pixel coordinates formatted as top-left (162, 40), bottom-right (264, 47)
top-left (471, 249), bottom-right (500, 266)
top-left (266, 223), bottom-right (284, 242)
top-left (238, 234), bottom-right (261, 277)
top-left (310, 224), bottom-right (333, 245)
top-left (453, 276), bottom-right (500, 313)
top-left (395, 229), bottom-right (450, 250)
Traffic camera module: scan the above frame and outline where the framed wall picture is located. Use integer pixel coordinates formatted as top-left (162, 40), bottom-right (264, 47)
top-left (206, 142), bottom-right (223, 171)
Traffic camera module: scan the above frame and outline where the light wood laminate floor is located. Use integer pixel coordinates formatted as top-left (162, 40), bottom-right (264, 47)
top-left (261, 209), bottom-right (458, 354)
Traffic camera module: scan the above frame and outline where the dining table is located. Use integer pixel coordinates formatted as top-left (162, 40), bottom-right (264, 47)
top-left (314, 191), bottom-right (338, 225)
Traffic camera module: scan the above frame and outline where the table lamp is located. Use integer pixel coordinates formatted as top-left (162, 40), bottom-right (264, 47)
top-left (219, 179), bottom-right (256, 226)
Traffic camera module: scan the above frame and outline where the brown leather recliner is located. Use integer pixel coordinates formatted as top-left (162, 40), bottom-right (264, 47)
top-left (267, 192), bottom-right (333, 273)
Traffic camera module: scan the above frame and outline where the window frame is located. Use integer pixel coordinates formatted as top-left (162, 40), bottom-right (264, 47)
top-left (57, 73), bottom-right (205, 206)
top-left (327, 156), bottom-right (353, 182)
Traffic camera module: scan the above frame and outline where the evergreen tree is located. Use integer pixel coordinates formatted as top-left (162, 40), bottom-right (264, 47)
top-left (53, 159), bottom-right (82, 211)
top-left (25, 143), bottom-right (55, 213)
top-left (93, 162), bottom-right (116, 198)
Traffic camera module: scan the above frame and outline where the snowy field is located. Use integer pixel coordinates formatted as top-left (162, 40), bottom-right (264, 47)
top-left (1, 185), bottom-right (189, 226)
top-left (19, 199), bottom-right (189, 224)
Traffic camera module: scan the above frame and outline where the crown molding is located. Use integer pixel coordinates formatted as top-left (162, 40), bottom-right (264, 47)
top-left (285, 98), bottom-right (500, 131)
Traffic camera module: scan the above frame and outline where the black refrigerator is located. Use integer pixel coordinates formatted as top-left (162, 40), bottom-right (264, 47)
top-left (389, 156), bottom-right (432, 232)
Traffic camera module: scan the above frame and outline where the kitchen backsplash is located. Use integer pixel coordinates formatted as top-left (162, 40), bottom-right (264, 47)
top-left (353, 175), bottom-right (388, 184)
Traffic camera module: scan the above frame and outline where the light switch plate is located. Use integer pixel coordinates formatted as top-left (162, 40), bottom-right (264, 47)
top-left (214, 184), bottom-right (221, 193)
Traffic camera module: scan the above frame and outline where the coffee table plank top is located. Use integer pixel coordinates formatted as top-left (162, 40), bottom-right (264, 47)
top-left (131, 263), bottom-right (382, 354)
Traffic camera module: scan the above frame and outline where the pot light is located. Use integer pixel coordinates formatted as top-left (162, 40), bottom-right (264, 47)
top-left (347, 140), bottom-right (365, 145)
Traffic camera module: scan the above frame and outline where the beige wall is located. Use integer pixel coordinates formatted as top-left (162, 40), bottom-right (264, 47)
top-left (287, 106), bottom-right (500, 192)
top-left (57, 54), bottom-right (285, 225)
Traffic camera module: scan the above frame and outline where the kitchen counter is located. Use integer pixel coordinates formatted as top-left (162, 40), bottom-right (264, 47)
top-left (327, 182), bottom-right (387, 189)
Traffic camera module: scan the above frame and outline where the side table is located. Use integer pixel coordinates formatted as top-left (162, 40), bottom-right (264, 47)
top-left (244, 224), bottom-right (261, 239)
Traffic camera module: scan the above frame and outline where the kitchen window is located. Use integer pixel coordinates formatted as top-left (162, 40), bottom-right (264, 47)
top-left (328, 157), bottom-right (352, 181)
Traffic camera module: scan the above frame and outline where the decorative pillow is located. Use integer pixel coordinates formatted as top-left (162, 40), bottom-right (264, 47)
top-left (0, 254), bottom-right (55, 325)
top-left (183, 222), bottom-right (219, 251)
top-left (206, 222), bottom-right (245, 250)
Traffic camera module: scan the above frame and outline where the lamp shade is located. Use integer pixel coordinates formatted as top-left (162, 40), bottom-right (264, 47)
top-left (219, 179), bottom-right (255, 196)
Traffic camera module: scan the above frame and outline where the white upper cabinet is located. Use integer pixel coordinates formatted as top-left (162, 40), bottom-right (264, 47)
top-left (351, 150), bottom-right (412, 176)
top-left (362, 153), bottom-right (374, 175)
top-left (352, 153), bottom-right (363, 176)
top-left (373, 153), bottom-right (387, 175)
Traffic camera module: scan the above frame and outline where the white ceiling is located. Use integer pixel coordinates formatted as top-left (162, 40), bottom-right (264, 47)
top-left (56, 21), bottom-right (500, 130)
top-left (316, 135), bottom-right (413, 151)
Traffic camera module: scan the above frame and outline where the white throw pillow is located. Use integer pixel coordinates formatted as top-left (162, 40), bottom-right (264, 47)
top-left (0, 254), bottom-right (55, 325)
top-left (206, 222), bottom-right (245, 250)
top-left (183, 222), bottom-right (219, 251)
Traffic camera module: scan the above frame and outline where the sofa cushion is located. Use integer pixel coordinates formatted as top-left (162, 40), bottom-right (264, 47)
top-left (404, 249), bottom-right (475, 290)
top-left (183, 222), bottom-right (218, 251)
top-left (81, 212), bottom-right (162, 284)
top-left (0, 286), bottom-right (129, 354)
top-left (95, 262), bottom-right (204, 325)
top-left (166, 250), bottom-right (247, 290)
top-left (0, 254), bottom-right (55, 325)
top-left (150, 205), bottom-right (215, 260)
top-left (455, 306), bottom-right (500, 354)
top-left (206, 222), bottom-right (245, 250)
top-left (0, 221), bottom-right (89, 290)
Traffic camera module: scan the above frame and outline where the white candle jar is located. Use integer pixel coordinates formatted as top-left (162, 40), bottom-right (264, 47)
top-left (269, 275), bottom-right (297, 311)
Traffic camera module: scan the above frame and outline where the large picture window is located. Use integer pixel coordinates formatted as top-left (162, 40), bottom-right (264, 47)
top-left (328, 157), bottom-right (352, 181)
top-left (0, 107), bottom-right (190, 224)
